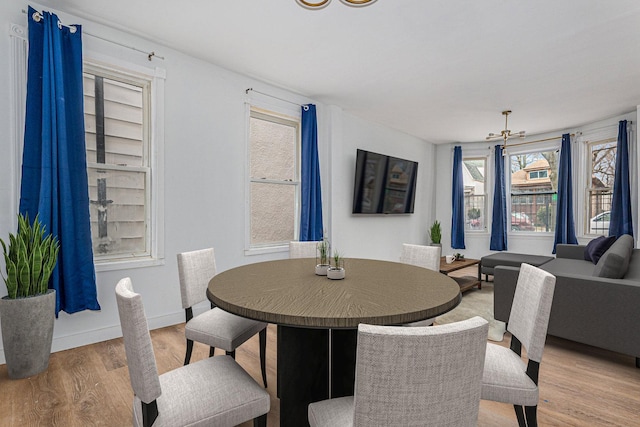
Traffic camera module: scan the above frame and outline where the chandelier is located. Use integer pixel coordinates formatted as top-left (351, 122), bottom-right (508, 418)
top-left (296, 0), bottom-right (377, 8)
top-left (486, 110), bottom-right (526, 153)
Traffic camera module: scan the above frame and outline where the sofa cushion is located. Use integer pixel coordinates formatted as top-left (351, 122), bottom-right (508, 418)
top-left (541, 258), bottom-right (595, 277)
top-left (593, 234), bottom-right (634, 279)
top-left (584, 235), bottom-right (617, 264)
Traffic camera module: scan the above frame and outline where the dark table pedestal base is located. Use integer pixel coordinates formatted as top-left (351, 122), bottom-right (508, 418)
top-left (277, 325), bottom-right (357, 427)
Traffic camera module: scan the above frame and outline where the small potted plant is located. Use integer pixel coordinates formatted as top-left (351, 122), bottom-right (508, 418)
top-left (327, 250), bottom-right (345, 280)
top-left (0, 213), bottom-right (59, 379)
top-left (315, 238), bottom-right (331, 276)
top-left (429, 220), bottom-right (442, 246)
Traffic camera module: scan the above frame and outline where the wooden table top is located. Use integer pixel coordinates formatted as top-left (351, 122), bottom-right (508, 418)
top-left (207, 258), bottom-right (461, 329)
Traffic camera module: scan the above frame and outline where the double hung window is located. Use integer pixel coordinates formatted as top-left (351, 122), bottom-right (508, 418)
top-left (83, 61), bottom-right (163, 264)
top-left (462, 157), bottom-right (487, 231)
top-left (248, 107), bottom-right (300, 250)
top-left (586, 139), bottom-right (616, 235)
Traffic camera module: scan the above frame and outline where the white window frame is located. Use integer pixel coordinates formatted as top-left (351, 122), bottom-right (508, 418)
top-left (582, 132), bottom-right (618, 237)
top-left (244, 103), bottom-right (301, 255)
top-left (461, 154), bottom-right (489, 233)
top-left (506, 141), bottom-right (561, 234)
top-left (83, 56), bottom-right (165, 271)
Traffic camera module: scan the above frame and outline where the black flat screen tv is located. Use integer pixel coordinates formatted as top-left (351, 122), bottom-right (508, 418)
top-left (352, 149), bottom-right (418, 214)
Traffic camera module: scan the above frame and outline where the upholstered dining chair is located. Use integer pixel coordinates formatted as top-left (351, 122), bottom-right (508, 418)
top-left (400, 243), bottom-right (441, 326)
top-left (115, 278), bottom-right (270, 427)
top-left (289, 240), bottom-right (320, 258)
top-left (177, 248), bottom-right (268, 387)
top-left (308, 316), bottom-right (489, 427)
top-left (481, 263), bottom-right (556, 427)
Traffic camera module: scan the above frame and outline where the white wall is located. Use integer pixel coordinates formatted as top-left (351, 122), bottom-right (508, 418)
top-left (0, 1), bottom-right (434, 361)
top-left (435, 111), bottom-right (639, 260)
top-left (328, 107), bottom-right (436, 262)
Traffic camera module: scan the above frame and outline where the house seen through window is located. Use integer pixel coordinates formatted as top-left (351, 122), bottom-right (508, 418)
top-left (83, 64), bottom-right (151, 260)
top-left (462, 157), bottom-right (487, 231)
top-left (509, 151), bottom-right (558, 232)
top-left (249, 108), bottom-right (300, 248)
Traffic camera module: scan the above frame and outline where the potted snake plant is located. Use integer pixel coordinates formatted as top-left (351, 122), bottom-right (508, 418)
top-left (0, 213), bottom-right (59, 379)
top-left (315, 238), bottom-right (331, 276)
top-left (429, 220), bottom-right (442, 247)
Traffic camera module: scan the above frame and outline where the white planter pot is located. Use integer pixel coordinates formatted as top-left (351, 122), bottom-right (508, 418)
top-left (327, 268), bottom-right (345, 280)
top-left (315, 264), bottom-right (330, 276)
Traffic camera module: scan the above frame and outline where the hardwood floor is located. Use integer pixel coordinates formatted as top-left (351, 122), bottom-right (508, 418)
top-left (1, 269), bottom-right (639, 426)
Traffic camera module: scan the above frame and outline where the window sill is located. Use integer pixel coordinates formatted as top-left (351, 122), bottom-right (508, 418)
top-left (94, 257), bottom-right (165, 272)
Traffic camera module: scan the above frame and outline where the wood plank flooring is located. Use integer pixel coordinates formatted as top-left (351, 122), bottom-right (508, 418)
top-left (1, 268), bottom-right (639, 426)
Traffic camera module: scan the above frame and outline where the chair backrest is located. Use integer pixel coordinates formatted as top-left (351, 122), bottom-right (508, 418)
top-left (507, 262), bottom-right (556, 363)
top-left (353, 317), bottom-right (488, 427)
top-left (400, 243), bottom-right (441, 271)
top-left (289, 241), bottom-right (319, 259)
top-left (115, 278), bottom-right (162, 405)
top-left (177, 248), bottom-right (217, 309)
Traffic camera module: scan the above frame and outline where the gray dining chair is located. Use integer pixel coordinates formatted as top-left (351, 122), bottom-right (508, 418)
top-left (400, 243), bottom-right (441, 326)
top-left (177, 248), bottom-right (268, 387)
top-left (308, 316), bottom-right (489, 427)
top-left (115, 277), bottom-right (270, 427)
top-left (289, 241), bottom-right (319, 258)
top-left (481, 263), bottom-right (556, 427)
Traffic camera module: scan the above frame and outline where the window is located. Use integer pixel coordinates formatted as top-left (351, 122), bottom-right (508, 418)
top-left (248, 107), bottom-right (300, 249)
top-left (83, 60), bottom-right (164, 265)
top-left (586, 139), bottom-right (616, 235)
top-left (509, 150), bottom-right (558, 232)
top-left (462, 157), bottom-right (487, 231)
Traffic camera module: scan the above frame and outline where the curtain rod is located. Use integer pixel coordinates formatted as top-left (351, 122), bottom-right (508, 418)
top-left (22, 9), bottom-right (164, 61)
top-left (246, 88), bottom-right (308, 110)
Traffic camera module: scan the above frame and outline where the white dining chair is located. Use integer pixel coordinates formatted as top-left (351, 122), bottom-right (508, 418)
top-left (177, 248), bottom-right (268, 387)
top-left (481, 263), bottom-right (556, 427)
top-left (400, 243), bottom-right (441, 326)
top-left (115, 277), bottom-right (270, 427)
top-left (289, 241), bottom-right (320, 258)
top-left (308, 316), bottom-right (489, 426)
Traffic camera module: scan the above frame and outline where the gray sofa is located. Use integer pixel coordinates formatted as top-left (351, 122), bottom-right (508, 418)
top-left (494, 235), bottom-right (640, 367)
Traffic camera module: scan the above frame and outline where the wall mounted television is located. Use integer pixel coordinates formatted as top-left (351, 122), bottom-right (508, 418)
top-left (352, 149), bottom-right (418, 214)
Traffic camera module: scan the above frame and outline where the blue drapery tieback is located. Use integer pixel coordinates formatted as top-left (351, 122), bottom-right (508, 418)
top-left (299, 104), bottom-right (324, 241)
top-left (20, 7), bottom-right (100, 315)
top-left (609, 120), bottom-right (633, 238)
top-left (451, 146), bottom-right (465, 249)
top-left (552, 133), bottom-right (578, 253)
top-left (490, 145), bottom-right (508, 251)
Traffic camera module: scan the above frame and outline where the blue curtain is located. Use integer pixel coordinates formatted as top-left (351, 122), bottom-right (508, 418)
top-left (490, 145), bottom-right (508, 251)
top-left (20, 7), bottom-right (100, 315)
top-left (299, 104), bottom-right (324, 241)
top-left (553, 134), bottom-right (578, 253)
top-left (609, 120), bottom-right (634, 238)
top-left (451, 146), bottom-right (465, 249)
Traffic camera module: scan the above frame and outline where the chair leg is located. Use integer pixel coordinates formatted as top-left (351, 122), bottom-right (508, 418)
top-left (514, 405), bottom-right (527, 427)
top-left (259, 328), bottom-right (268, 388)
top-left (226, 350), bottom-right (236, 359)
top-left (184, 339), bottom-right (194, 365)
top-left (525, 405), bottom-right (537, 427)
top-left (209, 346), bottom-right (215, 357)
top-left (253, 413), bottom-right (267, 427)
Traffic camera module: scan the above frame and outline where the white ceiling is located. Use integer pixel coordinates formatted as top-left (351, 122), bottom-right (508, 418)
top-left (40, 0), bottom-right (640, 144)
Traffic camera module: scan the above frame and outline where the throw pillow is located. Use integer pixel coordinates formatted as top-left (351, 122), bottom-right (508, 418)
top-left (593, 234), bottom-right (634, 279)
top-left (584, 235), bottom-right (617, 264)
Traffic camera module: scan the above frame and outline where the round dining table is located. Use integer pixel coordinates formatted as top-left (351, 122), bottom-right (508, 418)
top-left (207, 257), bottom-right (460, 427)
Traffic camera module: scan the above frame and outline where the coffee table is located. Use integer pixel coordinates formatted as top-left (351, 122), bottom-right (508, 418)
top-left (439, 256), bottom-right (482, 292)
